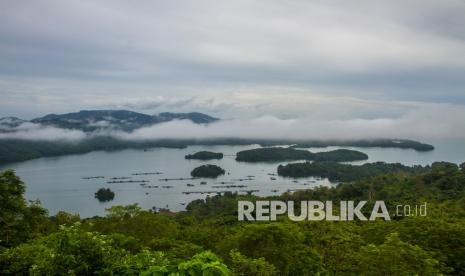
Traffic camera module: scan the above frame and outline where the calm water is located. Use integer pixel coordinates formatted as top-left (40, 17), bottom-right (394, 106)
top-left (1, 139), bottom-right (464, 217)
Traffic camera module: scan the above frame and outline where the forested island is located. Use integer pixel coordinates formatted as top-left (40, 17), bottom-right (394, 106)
top-left (1, 161), bottom-right (465, 274)
top-left (190, 164), bottom-right (225, 178)
top-left (94, 188), bottom-right (115, 202)
top-left (236, 147), bottom-right (368, 162)
top-left (277, 161), bottom-right (427, 182)
top-left (185, 151), bottom-right (223, 160)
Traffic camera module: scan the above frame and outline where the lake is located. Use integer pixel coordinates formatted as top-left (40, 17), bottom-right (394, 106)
top-left (1, 139), bottom-right (465, 217)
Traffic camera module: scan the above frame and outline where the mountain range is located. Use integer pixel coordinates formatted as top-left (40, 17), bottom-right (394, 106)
top-left (0, 110), bottom-right (219, 132)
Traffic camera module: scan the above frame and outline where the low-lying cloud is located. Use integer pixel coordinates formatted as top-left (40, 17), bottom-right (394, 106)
top-left (116, 105), bottom-right (465, 141)
top-left (2, 104), bottom-right (464, 142)
top-left (0, 122), bottom-right (86, 141)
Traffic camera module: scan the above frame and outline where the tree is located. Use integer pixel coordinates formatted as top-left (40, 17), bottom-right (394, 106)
top-left (230, 223), bottom-right (324, 275)
top-left (0, 170), bottom-right (49, 248)
top-left (229, 249), bottom-right (277, 276)
top-left (354, 233), bottom-right (441, 275)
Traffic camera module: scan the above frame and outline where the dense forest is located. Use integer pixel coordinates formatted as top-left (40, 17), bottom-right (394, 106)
top-left (236, 147), bottom-right (368, 162)
top-left (1, 161), bottom-right (465, 275)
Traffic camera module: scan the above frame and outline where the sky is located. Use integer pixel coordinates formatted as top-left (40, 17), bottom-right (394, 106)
top-left (1, 0), bottom-right (465, 134)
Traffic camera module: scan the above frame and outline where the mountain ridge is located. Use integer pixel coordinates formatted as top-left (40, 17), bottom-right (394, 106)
top-left (0, 110), bottom-right (219, 132)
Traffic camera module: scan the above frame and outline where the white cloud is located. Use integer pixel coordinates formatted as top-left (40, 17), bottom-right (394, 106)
top-left (113, 103), bottom-right (465, 141)
top-left (0, 122), bottom-right (86, 141)
top-left (1, 100), bottom-right (465, 142)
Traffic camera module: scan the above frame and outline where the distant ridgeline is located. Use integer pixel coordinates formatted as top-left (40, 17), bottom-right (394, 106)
top-left (236, 147), bottom-right (369, 162)
top-left (0, 109), bottom-right (434, 164)
top-left (287, 139), bottom-right (435, 152)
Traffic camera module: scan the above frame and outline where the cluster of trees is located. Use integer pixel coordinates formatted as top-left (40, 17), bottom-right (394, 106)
top-left (1, 161), bottom-right (465, 274)
top-left (277, 161), bottom-right (427, 182)
top-left (95, 188), bottom-right (115, 202)
top-left (185, 151), bottom-right (224, 160)
top-left (235, 147), bottom-right (368, 162)
top-left (190, 165), bottom-right (226, 178)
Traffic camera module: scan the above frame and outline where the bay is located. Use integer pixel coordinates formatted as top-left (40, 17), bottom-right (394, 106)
top-left (1, 139), bottom-right (464, 217)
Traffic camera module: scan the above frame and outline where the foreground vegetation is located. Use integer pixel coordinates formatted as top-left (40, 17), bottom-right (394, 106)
top-left (236, 147), bottom-right (368, 162)
top-left (1, 161), bottom-right (465, 275)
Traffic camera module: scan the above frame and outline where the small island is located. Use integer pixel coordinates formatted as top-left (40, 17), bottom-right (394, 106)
top-left (190, 164), bottom-right (225, 178)
top-left (185, 151), bottom-right (223, 160)
top-left (235, 147), bottom-right (368, 162)
top-left (95, 188), bottom-right (115, 202)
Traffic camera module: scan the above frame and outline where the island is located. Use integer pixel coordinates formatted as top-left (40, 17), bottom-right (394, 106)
top-left (94, 188), bottom-right (115, 202)
top-left (185, 151), bottom-right (223, 160)
top-left (277, 161), bottom-right (426, 182)
top-left (190, 164), bottom-right (225, 178)
top-left (288, 139), bottom-right (434, 151)
top-left (235, 147), bottom-right (368, 162)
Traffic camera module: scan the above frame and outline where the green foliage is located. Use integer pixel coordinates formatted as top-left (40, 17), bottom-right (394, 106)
top-left (0, 223), bottom-right (120, 274)
top-left (191, 165), bottom-right (226, 178)
top-left (186, 151), bottom-right (224, 160)
top-left (176, 251), bottom-right (229, 275)
top-left (229, 249), bottom-right (277, 276)
top-left (1, 163), bottom-right (465, 274)
top-left (354, 233), bottom-right (441, 275)
top-left (0, 224), bottom-right (229, 275)
top-left (235, 147), bottom-right (368, 162)
top-left (225, 223), bottom-right (323, 275)
top-left (0, 170), bottom-right (51, 248)
top-left (52, 211), bottom-right (81, 226)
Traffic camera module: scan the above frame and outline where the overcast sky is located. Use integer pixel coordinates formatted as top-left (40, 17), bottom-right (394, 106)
top-left (1, 0), bottom-right (465, 122)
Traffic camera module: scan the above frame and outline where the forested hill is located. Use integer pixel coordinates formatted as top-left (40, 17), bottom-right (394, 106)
top-left (30, 110), bottom-right (219, 132)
